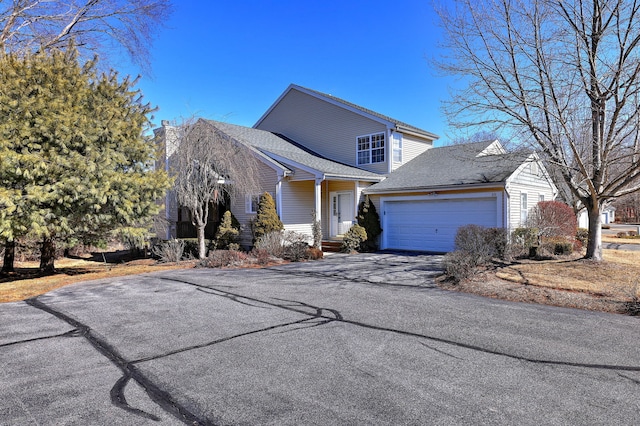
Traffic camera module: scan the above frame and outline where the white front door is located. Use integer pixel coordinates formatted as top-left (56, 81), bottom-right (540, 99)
top-left (330, 191), bottom-right (354, 237)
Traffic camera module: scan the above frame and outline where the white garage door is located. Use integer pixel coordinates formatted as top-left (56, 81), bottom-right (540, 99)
top-left (382, 197), bottom-right (498, 252)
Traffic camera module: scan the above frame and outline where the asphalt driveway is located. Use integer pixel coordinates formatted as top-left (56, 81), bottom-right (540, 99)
top-left (1, 253), bottom-right (639, 425)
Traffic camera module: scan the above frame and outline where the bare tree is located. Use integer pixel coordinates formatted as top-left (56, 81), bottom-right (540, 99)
top-left (0, 0), bottom-right (172, 70)
top-left (171, 119), bottom-right (261, 259)
top-left (436, 0), bottom-right (640, 260)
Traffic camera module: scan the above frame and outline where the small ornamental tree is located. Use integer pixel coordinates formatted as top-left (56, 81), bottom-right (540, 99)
top-left (252, 192), bottom-right (283, 244)
top-left (357, 196), bottom-right (382, 252)
top-left (214, 210), bottom-right (240, 251)
top-left (526, 201), bottom-right (577, 240)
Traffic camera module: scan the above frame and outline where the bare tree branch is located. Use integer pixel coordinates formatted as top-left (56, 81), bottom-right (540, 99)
top-left (436, 0), bottom-right (640, 260)
top-left (0, 0), bottom-right (172, 71)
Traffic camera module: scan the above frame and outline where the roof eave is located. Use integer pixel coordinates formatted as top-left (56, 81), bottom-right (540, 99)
top-left (363, 181), bottom-right (507, 194)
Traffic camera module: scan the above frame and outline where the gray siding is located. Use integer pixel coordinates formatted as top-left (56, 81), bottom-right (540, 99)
top-left (256, 88), bottom-right (389, 174)
top-left (230, 162), bottom-right (279, 248)
top-left (393, 133), bottom-right (433, 171)
top-left (281, 180), bottom-right (315, 240)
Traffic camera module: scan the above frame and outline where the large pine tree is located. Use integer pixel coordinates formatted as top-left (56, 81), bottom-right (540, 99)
top-left (0, 49), bottom-right (170, 274)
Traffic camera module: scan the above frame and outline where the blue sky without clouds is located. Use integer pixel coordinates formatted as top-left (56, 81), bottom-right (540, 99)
top-left (123, 1), bottom-right (453, 145)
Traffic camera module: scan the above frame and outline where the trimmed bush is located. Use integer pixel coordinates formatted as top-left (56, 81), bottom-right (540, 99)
top-left (214, 210), bottom-right (240, 251)
top-left (617, 231), bottom-right (629, 238)
top-left (252, 192), bottom-right (283, 243)
top-left (341, 224), bottom-right (367, 253)
top-left (357, 196), bottom-right (382, 252)
top-left (512, 227), bottom-right (539, 254)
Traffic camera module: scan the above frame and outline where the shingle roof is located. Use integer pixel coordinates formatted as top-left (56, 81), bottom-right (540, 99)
top-left (293, 85), bottom-right (439, 140)
top-left (203, 119), bottom-right (384, 181)
top-left (365, 141), bottom-right (533, 193)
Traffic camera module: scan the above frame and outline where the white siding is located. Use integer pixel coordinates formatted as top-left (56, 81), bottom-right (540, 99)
top-left (256, 88), bottom-right (389, 174)
top-left (393, 132), bottom-right (433, 171)
top-left (508, 161), bottom-right (556, 231)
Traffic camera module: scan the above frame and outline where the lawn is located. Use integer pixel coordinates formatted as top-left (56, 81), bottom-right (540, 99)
top-left (495, 250), bottom-right (640, 299)
top-left (0, 256), bottom-right (195, 303)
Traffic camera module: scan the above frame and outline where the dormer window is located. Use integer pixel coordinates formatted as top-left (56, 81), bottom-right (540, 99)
top-left (357, 132), bottom-right (385, 165)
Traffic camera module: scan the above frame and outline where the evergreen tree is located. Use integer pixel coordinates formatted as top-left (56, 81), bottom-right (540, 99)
top-left (0, 49), bottom-right (170, 274)
top-left (252, 192), bottom-right (283, 244)
top-left (357, 196), bottom-right (382, 252)
top-left (214, 210), bottom-right (240, 250)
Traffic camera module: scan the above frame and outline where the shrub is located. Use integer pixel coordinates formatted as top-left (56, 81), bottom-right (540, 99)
top-left (250, 248), bottom-right (272, 265)
top-left (576, 228), bottom-right (589, 246)
top-left (341, 224), bottom-right (367, 253)
top-left (281, 231), bottom-right (312, 261)
top-left (254, 231), bottom-right (284, 258)
top-left (442, 250), bottom-right (478, 282)
top-left (617, 231), bottom-right (629, 238)
top-left (152, 239), bottom-right (185, 263)
top-left (512, 227), bottom-right (539, 254)
top-left (306, 247), bottom-right (324, 260)
top-left (454, 225), bottom-right (508, 262)
top-left (629, 230), bottom-right (638, 237)
top-left (199, 250), bottom-right (248, 268)
top-left (526, 201), bottom-right (577, 239)
top-left (180, 238), bottom-right (212, 259)
top-left (214, 210), bottom-right (241, 250)
top-left (553, 241), bottom-right (573, 255)
top-left (357, 196), bottom-right (382, 252)
top-left (252, 192), bottom-right (283, 243)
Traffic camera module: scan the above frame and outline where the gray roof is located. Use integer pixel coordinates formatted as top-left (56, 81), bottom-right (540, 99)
top-left (365, 141), bottom-right (533, 193)
top-left (203, 119), bottom-right (384, 181)
top-left (293, 85), bottom-right (439, 140)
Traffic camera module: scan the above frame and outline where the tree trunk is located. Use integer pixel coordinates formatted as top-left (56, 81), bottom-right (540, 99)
top-left (1, 240), bottom-right (16, 274)
top-left (585, 203), bottom-right (603, 261)
top-left (196, 224), bottom-right (207, 259)
top-left (39, 238), bottom-right (56, 275)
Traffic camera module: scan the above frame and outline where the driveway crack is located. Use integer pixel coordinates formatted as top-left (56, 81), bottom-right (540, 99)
top-left (25, 297), bottom-right (214, 426)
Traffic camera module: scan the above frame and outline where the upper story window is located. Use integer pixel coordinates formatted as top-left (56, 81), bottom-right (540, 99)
top-left (520, 193), bottom-right (528, 223)
top-left (392, 133), bottom-right (402, 163)
top-left (357, 132), bottom-right (385, 165)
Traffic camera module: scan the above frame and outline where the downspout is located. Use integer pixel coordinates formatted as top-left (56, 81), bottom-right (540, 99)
top-left (387, 127), bottom-right (394, 174)
top-left (276, 171), bottom-right (285, 219)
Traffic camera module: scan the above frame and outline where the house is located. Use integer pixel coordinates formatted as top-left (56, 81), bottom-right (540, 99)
top-left (364, 141), bottom-right (557, 252)
top-left (156, 84), bottom-right (557, 252)
top-left (577, 205), bottom-right (616, 229)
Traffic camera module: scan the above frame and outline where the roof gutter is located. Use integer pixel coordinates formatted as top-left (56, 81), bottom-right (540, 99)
top-left (363, 182), bottom-right (506, 195)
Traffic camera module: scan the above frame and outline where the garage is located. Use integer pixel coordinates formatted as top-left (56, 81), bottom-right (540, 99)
top-left (381, 196), bottom-right (499, 252)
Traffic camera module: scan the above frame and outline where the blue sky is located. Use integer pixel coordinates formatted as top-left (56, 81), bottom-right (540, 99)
top-left (123, 0), bottom-right (453, 145)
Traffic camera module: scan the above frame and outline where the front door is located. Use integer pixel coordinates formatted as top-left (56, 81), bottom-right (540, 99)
top-left (330, 191), bottom-right (354, 237)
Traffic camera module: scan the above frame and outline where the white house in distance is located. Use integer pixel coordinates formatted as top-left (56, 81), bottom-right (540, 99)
top-left (155, 84), bottom-right (558, 252)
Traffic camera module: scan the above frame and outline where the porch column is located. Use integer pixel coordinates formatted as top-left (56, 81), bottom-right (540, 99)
top-left (314, 178), bottom-right (322, 223)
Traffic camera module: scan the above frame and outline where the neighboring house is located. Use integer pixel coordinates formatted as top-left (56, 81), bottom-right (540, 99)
top-left (577, 205), bottom-right (616, 229)
top-left (156, 84), bottom-right (557, 252)
top-left (364, 141), bottom-right (557, 252)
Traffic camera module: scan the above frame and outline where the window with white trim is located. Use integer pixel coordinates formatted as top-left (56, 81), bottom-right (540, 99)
top-left (245, 194), bottom-right (260, 214)
top-left (539, 194), bottom-right (544, 202)
top-left (392, 133), bottom-right (402, 163)
top-left (357, 132), bottom-right (385, 165)
top-left (520, 193), bottom-right (528, 223)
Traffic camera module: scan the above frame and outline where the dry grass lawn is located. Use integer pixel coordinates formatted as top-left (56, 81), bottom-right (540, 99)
top-left (0, 256), bottom-right (195, 303)
top-left (495, 250), bottom-right (640, 299)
